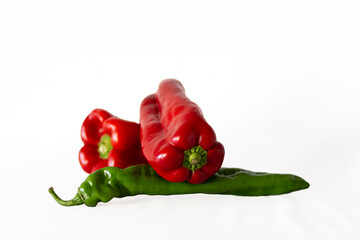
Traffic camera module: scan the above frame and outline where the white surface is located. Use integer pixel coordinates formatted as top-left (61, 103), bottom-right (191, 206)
top-left (1, 0), bottom-right (360, 239)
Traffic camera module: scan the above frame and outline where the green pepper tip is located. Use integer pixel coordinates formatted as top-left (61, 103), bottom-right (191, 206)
top-left (49, 187), bottom-right (84, 207)
top-left (303, 180), bottom-right (310, 189)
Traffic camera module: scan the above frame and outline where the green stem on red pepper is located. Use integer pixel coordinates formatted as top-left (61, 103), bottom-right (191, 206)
top-left (183, 145), bottom-right (207, 172)
top-left (98, 134), bottom-right (113, 159)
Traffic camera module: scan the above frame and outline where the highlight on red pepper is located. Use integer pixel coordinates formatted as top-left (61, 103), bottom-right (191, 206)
top-left (79, 109), bottom-right (147, 173)
top-left (140, 79), bottom-right (225, 184)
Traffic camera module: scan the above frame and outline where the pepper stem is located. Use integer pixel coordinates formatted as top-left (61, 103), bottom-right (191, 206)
top-left (48, 187), bottom-right (84, 206)
top-left (183, 145), bottom-right (207, 172)
top-left (98, 134), bottom-right (113, 159)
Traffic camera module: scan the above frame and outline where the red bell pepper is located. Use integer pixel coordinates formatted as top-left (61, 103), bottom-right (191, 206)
top-left (79, 109), bottom-right (147, 173)
top-left (140, 79), bottom-right (225, 184)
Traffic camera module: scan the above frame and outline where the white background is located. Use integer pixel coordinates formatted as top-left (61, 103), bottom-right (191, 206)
top-left (0, 0), bottom-right (359, 239)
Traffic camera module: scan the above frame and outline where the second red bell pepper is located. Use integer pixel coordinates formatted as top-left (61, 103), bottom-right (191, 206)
top-left (140, 79), bottom-right (225, 184)
top-left (79, 109), bottom-right (147, 173)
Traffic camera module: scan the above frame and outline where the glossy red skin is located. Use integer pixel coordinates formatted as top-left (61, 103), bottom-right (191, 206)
top-left (79, 109), bottom-right (147, 173)
top-left (140, 79), bottom-right (225, 184)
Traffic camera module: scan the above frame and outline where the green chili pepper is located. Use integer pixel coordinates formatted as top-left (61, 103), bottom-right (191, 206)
top-left (49, 164), bottom-right (309, 207)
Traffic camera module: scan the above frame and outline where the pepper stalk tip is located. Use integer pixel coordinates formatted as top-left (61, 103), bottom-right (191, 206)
top-left (49, 186), bottom-right (84, 207)
top-left (183, 145), bottom-right (207, 172)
